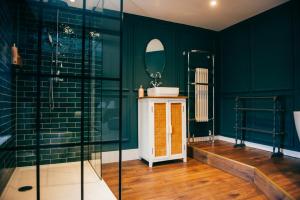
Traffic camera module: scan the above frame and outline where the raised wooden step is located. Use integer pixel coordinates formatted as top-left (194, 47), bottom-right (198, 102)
top-left (188, 143), bottom-right (295, 200)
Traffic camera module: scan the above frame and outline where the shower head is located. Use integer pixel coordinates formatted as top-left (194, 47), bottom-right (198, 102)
top-left (48, 32), bottom-right (53, 47)
top-left (63, 25), bottom-right (74, 35)
top-left (59, 24), bottom-right (74, 36)
top-left (89, 31), bottom-right (101, 38)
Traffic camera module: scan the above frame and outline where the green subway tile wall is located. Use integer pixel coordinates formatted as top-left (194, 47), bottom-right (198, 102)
top-left (0, 0), bottom-right (16, 194)
top-left (14, 2), bottom-right (121, 166)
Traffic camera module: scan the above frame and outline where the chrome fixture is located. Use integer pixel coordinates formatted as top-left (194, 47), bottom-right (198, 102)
top-left (89, 31), bottom-right (101, 38)
top-left (149, 72), bottom-right (162, 87)
top-left (48, 9), bottom-right (65, 110)
top-left (184, 50), bottom-right (215, 144)
top-left (60, 24), bottom-right (74, 35)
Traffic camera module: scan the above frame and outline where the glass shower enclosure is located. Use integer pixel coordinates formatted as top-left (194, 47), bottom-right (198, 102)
top-left (0, 0), bottom-right (123, 199)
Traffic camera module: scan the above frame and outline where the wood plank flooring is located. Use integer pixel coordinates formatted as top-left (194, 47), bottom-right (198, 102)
top-left (103, 159), bottom-right (267, 200)
top-left (190, 140), bottom-right (300, 200)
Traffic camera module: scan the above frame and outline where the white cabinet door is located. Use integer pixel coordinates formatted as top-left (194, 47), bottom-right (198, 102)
top-left (169, 102), bottom-right (184, 158)
top-left (152, 102), bottom-right (168, 159)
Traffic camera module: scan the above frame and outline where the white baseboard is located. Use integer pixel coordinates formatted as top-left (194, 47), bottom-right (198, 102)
top-left (102, 149), bottom-right (139, 164)
top-left (218, 135), bottom-right (300, 159)
top-left (189, 136), bottom-right (220, 142)
top-left (102, 135), bottom-right (300, 163)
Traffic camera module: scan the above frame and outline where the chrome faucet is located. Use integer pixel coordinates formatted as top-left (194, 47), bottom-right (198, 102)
top-left (150, 80), bottom-right (162, 87)
top-left (150, 72), bottom-right (162, 87)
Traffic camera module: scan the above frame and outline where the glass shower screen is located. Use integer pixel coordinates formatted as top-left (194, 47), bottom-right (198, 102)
top-left (0, 0), bottom-right (123, 200)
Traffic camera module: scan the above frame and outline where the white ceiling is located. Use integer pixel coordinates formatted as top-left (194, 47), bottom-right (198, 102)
top-left (124, 0), bottom-right (290, 31)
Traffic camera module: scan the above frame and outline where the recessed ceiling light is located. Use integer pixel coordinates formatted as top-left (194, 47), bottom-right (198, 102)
top-left (210, 0), bottom-right (217, 7)
top-left (69, 0), bottom-right (75, 3)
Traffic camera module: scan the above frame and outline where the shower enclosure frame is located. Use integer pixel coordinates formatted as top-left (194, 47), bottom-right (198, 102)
top-left (1, 0), bottom-right (124, 199)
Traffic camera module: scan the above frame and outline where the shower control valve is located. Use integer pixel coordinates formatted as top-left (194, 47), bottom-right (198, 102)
top-left (53, 77), bottom-right (64, 83)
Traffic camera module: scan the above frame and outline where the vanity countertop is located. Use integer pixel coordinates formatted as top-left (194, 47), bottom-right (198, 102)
top-left (138, 96), bottom-right (187, 99)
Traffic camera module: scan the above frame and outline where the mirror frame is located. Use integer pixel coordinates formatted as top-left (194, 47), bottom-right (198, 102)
top-left (144, 38), bottom-right (166, 77)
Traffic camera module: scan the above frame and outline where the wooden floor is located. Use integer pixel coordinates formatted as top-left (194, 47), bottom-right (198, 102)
top-left (103, 158), bottom-right (267, 200)
top-left (191, 140), bottom-right (300, 199)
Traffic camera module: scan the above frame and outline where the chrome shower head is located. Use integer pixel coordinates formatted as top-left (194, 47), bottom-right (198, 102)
top-left (48, 32), bottom-right (53, 47)
top-left (89, 31), bottom-right (101, 38)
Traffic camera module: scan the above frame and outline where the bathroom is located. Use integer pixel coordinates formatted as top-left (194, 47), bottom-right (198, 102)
top-left (0, 0), bottom-right (299, 200)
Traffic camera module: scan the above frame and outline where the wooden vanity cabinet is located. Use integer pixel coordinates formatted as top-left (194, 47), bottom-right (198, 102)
top-left (138, 97), bottom-right (187, 167)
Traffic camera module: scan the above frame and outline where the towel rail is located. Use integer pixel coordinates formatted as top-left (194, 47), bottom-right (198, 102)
top-left (234, 96), bottom-right (284, 158)
top-left (184, 50), bottom-right (215, 144)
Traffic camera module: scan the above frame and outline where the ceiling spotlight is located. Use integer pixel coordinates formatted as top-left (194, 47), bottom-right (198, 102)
top-left (210, 0), bottom-right (217, 7)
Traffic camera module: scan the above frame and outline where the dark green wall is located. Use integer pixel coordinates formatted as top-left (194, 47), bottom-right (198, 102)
top-left (219, 1), bottom-right (300, 151)
top-left (122, 14), bottom-right (218, 149)
top-left (122, 1), bottom-right (300, 152)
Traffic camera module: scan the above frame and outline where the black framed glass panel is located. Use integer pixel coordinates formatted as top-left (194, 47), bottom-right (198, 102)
top-left (0, 0), bottom-right (122, 199)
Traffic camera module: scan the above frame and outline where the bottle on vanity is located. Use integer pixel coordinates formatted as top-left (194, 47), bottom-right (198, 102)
top-left (138, 85), bottom-right (144, 98)
top-left (11, 43), bottom-right (18, 65)
top-left (11, 43), bottom-right (22, 66)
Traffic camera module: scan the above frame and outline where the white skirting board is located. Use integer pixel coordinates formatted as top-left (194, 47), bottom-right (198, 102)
top-left (192, 135), bottom-right (300, 159)
top-left (218, 135), bottom-right (300, 159)
top-left (190, 136), bottom-right (216, 142)
top-left (102, 136), bottom-right (300, 163)
top-left (102, 149), bottom-right (139, 164)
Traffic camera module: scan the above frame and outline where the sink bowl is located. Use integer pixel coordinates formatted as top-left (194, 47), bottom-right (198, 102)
top-left (147, 87), bottom-right (179, 97)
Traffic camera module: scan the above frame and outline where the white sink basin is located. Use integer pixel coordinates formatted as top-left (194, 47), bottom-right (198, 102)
top-left (147, 87), bottom-right (179, 97)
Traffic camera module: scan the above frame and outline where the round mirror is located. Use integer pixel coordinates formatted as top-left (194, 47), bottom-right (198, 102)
top-left (145, 39), bottom-right (165, 76)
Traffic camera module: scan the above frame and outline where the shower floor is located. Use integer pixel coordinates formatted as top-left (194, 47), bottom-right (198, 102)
top-left (0, 162), bottom-right (116, 200)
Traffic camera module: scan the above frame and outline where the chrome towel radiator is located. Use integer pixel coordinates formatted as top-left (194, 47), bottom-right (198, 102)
top-left (183, 50), bottom-right (215, 144)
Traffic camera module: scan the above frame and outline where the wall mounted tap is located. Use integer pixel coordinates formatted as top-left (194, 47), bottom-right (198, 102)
top-left (54, 61), bottom-right (63, 82)
top-left (54, 77), bottom-right (64, 82)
